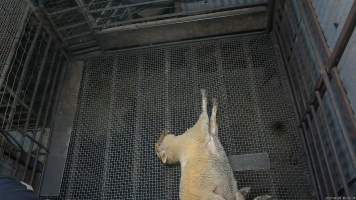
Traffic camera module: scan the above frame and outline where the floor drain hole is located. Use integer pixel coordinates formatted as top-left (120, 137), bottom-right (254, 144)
top-left (271, 121), bottom-right (286, 134)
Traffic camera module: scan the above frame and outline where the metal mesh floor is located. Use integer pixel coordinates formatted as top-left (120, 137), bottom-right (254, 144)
top-left (59, 33), bottom-right (314, 200)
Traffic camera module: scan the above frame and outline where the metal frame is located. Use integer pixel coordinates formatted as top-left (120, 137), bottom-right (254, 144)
top-left (30, 55), bottom-right (65, 185)
top-left (0, 5), bottom-right (31, 90)
top-left (326, 1), bottom-right (356, 70)
top-left (273, 0), bottom-right (356, 197)
top-left (94, 1), bottom-right (269, 29)
top-left (21, 38), bottom-right (53, 180)
top-left (33, 0), bottom-right (270, 56)
top-left (11, 22), bottom-right (43, 176)
top-left (1, 0), bottom-right (354, 197)
top-left (0, 0), bottom-right (69, 193)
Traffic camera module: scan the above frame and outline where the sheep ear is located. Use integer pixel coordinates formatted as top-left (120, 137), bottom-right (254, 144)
top-left (160, 151), bottom-right (167, 164)
top-left (155, 143), bottom-right (160, 156)
top-left (253, 195), bottom-right (272, 200)
top-left (159, 131), bottom-right (169, 143)
top-left (239, 187), bottom-right (250, 197)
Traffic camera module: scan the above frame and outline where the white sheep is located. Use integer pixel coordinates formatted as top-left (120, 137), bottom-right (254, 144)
top-left (155, 89), bottom-right (271, 200)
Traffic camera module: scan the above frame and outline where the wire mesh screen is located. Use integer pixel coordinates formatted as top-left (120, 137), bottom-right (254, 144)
top-left (0, 0), bottom-right (29, 69)
top-left (0, 0), bottom-right (68, 192)
top-left (60, 33), bottom-right (314, 200)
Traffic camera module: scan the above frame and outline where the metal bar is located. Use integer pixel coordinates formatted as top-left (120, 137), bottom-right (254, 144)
top-left (0, 129), bottom-right (25, 153)
top-left (322, 71), bottom-right (356, 168)
top-left (310, 105), bottom-right (338, 195)
top-left (68, 40), bottom-right (97, 50)
top-left (301, 122), bottom-right (322, 200)
top-left (38, 60), bottom-right (71, 195)
top-left (266, 0), bottom-right (275, 32)
top-left (22, 38), bottom-right (53, 180)
top-left (331, 68), bottom-right (356, 131)
top-left (88, 0), bottom-right (97, 8)
top-left (24, 4), bottom-right (69, 61)
top-left (72, 46), bottom-right (101, 56)
top-left (99, 0), bottom-right (115, 22)
top-left (35, 57), bottom-right (66, 189)
top-left (6, 23), bottom-right (42, 129)
top-left (31, 51), bottom-right (59, 140)
top-left (30, 55), bottom-right (64, 184)
top-left (88, 0), bottom-right (172, 13)
top-left (11, 23), bottom-right (43, 176)
top-left (75, 0), bottom-right (97, 28)
top-left (0, 5), bottom-right (31, 90)
top-left (96, 31), bottom-right (265, 57)
top-left (303, 0), bottom-right (331, 64)
top-left (63, 31), bottom-right (92, 40)
top-left (39, 8), bottom-right (68, 47)
top-left (100, 3), bottom-right (268, 29)
top-left (315, 91), bottom-right (351, 196)
top-left (24, 132), bottom-right (48, 152)
top-left (274, 33), bottom-right (303, 119)
top-left (100, 6), bottom-right (267, 32)
top-left (48, 6), bottom-right (79, 16)
top-left (327, 0), bottom-right (356, 69)
top-left (57, 21), bottom-right (88, 31)
top-left (4, 86), bottom-right (30, 110)
top-left (13, 128), bottom-right (48, 152)
top-left (293, 53), bottom-right (310, 112)
top-left (18, 48), bottom-right (58, 182)
top-left (305, 113), bottom-right (329, 195)
top-left (101, 12), bottom-right (180, 29)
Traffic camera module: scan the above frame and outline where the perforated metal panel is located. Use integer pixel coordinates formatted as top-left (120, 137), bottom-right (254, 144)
top-left (60, 33), bottom-right (313, 200)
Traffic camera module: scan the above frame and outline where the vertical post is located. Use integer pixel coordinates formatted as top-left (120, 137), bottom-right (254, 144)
top-left (21, 38), bottom-right (53, 180)
top-left (321, 71), bottom-right (356, 168)
top-left (309, 105), bottom-right (337, 195)
top-left (301, 122), bottom-right (322, 200)
top-left (37, 59), bottom-right (67, 194)
top-left (267, 0), bottom-right (276, 32)
top-left (30, 54), bottom-right (64, 184)
top-left (11, 23), bottom-right (42, 176)
top-left (15, 47), bottom-right (58, 181)
top-left (315, 91), bottom-right (351, 196)
top-left (305, 114), bottom-right (329, 195)
top-left (331, 68), bottom-right (356, 132)
top-left (39, 61), bottom-right (83, 196)
top-left (7, 23), bottom-right (42, 129)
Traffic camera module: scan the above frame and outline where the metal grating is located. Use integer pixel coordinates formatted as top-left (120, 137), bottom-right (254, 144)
top-left (0, 0), bottom-right (68, 193)
top-left (59, 33), bottom-right (314, 200)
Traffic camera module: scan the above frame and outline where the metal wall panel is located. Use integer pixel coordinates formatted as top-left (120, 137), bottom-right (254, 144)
top-left (0, 0), bottom-right (29, 73)
top-left (59, 33), bottom-right (313, 200)
top-left (273, 0), bottom-right (356, 197)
